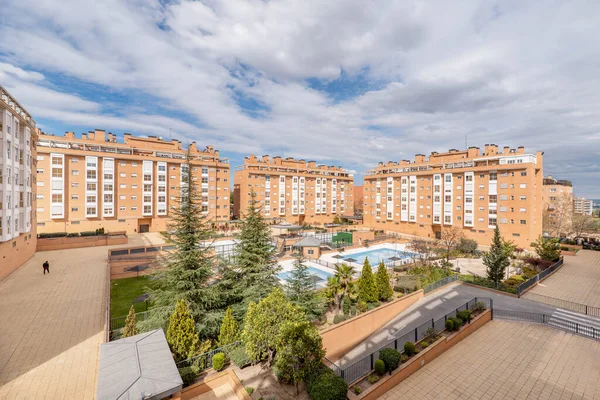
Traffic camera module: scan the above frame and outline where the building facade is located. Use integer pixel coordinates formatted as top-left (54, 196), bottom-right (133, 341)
top-left (0, 86), bottom-right (37, 279)
top-left (363, 145), bottom-right (544, 248)
top-left (541, 176), bottom-right (573, 237)
top-left (574, 197), bottom-right (593, 215)
top-left (36, 130), bottom-right (230, 234)
top-left (233, 155), bottom-right (354, 225)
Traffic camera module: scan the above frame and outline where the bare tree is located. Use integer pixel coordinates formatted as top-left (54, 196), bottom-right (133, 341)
top-left (543, 192), bottom-right (573, 237)
top-left (439, 226), bottom-right (464, 263)
top-left (408, 237), bottom-right (438, 265)
top-left (571, 214), bottom-right (598, 240)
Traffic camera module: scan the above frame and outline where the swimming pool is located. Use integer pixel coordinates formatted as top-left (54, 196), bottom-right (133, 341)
top-left (342, 248), bottom-right (418, 266)
top-left (278, 267), bottom-right (333, 282)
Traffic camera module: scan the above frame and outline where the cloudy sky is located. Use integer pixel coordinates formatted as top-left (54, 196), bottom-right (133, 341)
top-left (1, 0), bottom-right (599, 197)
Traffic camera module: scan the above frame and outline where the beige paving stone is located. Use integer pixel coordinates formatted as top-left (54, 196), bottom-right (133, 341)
top-left (382, 320), bottom-right (600, 400)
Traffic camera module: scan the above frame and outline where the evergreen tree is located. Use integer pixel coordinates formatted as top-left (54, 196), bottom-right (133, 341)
top-left (275, 320), bottom-right (326, 395)
top-left (217, 307), bottom-right (239, 347)
top-left (375, 261), bottom-right (394, 302)
top-left (221, 191), bottom-right (279, 315)
top-left (285, 252), bottom-right (324, 319)
top-left (484, 226), bottom-right (511, 284)
top-left (332, 263), bottom-right (355, 314)
top-left (358, 257), bottom-right (378, 303)
top-left (142, 150), bottom-right (220, 338)
top-left (167, 299), bottom-right (200, 362)
top-left (532, 236), bottom-right (561, 262)
top-left (241, 288), bottom-right (304, 366)
top-left (122, 305), bottom-right (139, 338)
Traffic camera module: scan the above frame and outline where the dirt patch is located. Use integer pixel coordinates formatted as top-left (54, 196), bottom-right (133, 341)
top-left (233, 364), bottom-right (310, 400)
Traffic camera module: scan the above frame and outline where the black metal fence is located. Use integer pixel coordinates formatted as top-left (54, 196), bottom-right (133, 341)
top-left (330, 297), bottom-right (492, 384)
top-left (175, 341), bottom-right (241, 369)
top-left (423, 274), bottom-right (458, 294)
top-left (523, 293), bottom-right (600, 318)
top-left (110, 311), bottom-right (150, 331)
top-left (517, 258), bottom-right (564, 297)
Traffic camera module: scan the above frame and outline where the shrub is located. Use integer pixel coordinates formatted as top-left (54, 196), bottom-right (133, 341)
top-left (403, 342), bottom-right (416, 357)
top-left (421, 341), bottom-right (429, 348)
top-left (367, 374), bottom-right (380, 384)
top-left (456, 310), bottom-right (471, 323)
top-left (374, 359), bottom-right (385, 376)
top-left (422, 327), bottom-right (436, 341)
top-left (273, 364), bottom-right (293, 384)
top-left (80, 231), bottom-right (97, 237)
top-left (212, 353), bottom-right (225, 371)
top-left (400, 354), bottom-right (408, 362)
top-left (358, 301), bottom-right (367, 313)
top-left (178, 367), bottom-right (197, 387)
top-left (342, 299), bottom-right (351, 315)
top-left (367, 301), bottom-right (380, 311)
top-left (38, 232), bottom-right (68, 238)
top-left (379, 348), bottom-right (401, 372)
top-left (306, 367), bottom-right (348, 400)
top-left (229, 345), bottom-right (251, 368)
top-left (457, 238), bottom-right (478, 255)
top-left (333, 314), bottom-right (348, 324)
top-left (471, 301), bottom-right (487, 313)
top-left (246, 387), bottom-right (254, 395)
top-left (451, 317), bottom-right (463, 330)
top-left (66, 232), bottom-right (80, 237)
top-left (353, 386), bottom-right (362, 394)
top-left (445, 319), bottom-right (454, 331)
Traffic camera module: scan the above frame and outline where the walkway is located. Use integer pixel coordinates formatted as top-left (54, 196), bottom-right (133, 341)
top-left (0, 235), bottom-right (158, 399)
top-left (382, 320), bottom-right (600, 399)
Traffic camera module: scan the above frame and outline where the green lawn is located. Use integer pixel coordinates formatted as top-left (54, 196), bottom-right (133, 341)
top-left (110, 276), bottom-right (157, 317)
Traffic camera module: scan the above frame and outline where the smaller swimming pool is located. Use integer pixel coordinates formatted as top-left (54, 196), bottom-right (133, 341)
top-left (278, 267), bottom-right (333, 282)
top-left (342, 248), bottom-right (418, 266)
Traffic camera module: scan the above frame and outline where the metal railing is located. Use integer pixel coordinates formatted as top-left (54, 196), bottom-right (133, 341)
top-left (423, 274), bottom-right (458, 294)
top-left (329, 297), bottom-right (492, 383)
top-left (517, 258), bottom-right (564, 297)
top-left (524, 293), bottom-right (600, 318)
top-left (494, 309), bottom-right (600, 341)
top-left (176, 341), bottom-right (241, 369)
top-left (110, 311), bottom-right (150, 331)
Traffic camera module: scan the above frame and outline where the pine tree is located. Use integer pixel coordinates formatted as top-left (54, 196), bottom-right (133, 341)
top-left (221, 191), bottom-right (279, 315)
top-left (122, 305), bottom-right (139, 338)
top-left (241, 288), bottom-right (304, 366)
top-left (141, 150), bottom-right (221, 338)
top-left (358, 257), bottom-right (378, 303)
top-left (275, 320), bottom-right (326, 395)
top-left (484, 226), bottom-right (511, 284)
top-left (375, 261), bottom-right (394, 302)
top-left (167, 299), bottom-right (200, 362)
top-left (218, 306), bottom-right (239, 347)
top-left (285, 252), bottom-right (324, 319)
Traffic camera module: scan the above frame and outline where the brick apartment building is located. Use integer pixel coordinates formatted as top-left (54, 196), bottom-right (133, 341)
top-left (363, 145), bottom-right (544, 248)
top-left (233, 155), bottom-right (354, 225)
top-left (36, 130), bottom-right (230, 234)
top-left (0, 86), bottom-right (37, 279)
top-left (574, 197), bottom-right (594, 216)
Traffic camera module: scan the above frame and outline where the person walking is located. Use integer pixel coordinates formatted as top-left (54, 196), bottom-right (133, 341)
top-left (43, 261), bottom-right (50, 275)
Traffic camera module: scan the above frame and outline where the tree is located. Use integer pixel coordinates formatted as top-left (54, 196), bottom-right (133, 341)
top-left (571, 214), bottom-right (598, 240)
top-left (484, 226), bottom-right (511, 285)
top-left (241, 288), bottom-right (304, 365)
top-left (332, 263), bottom-right (355, 313)
top-left (167, 299), bottom-right (200, 362)
top-left (375, 261), bottom-right (394, 301)
top-left (275, 321), bottom-right (325, 395)
top-left (456, 237), bottom-right (478, 255)
top-left (285, 252), bottom-right (324, 320)
top-left (358, 258), bottom-right (378, 303)
top-left (333, 215), bottom-right (341, 225)
top-left (440, 226), bottom-right (463, 263)
top-left (531, 236), bottom-right (560, 262)
top-left (325, 276), bottom-right (342, 311)
top-left (221, 191), bottom-right (279, 316)
top-left (543, 192), bottom-right (573, 237)
top-left (217, 307), bottom-right (239, 347)
top-left (142, 151), bottom-right (220, 337)
top-left (408, 237), bottom-right (437, 265)
top-left (122, 305), bottom-right (139, 338)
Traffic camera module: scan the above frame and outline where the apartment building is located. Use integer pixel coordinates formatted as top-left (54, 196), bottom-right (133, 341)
top-left (574, 197), bottom-right (593, 215)
top-left (0, 86), bottom-right (37, 279)
top-left (36, 130), bottom-right (230, 234)
top-left (233, 155), bottom-right (354, 225)
top-left (363, 145), bottom-right (544, 248)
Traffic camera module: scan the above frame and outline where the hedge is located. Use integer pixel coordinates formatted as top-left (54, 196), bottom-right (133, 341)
top-left (38, 232), bottom-right (68, 238)
top-left (307, 366), bottom-right (348, 400)
top-left (379, 348), bottom-right (401, 372)
top-left (178, 367), bottom-right (197, 387)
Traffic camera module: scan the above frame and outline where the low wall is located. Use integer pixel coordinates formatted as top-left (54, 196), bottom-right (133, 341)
top-left (350, 309), bottom-right (492, 400)
top-left (37, 235), bottom-right (128, 251)
top-left (176, 369), bottom-right (251, 400)
top-left (320, 290), bottom-right (424, 362)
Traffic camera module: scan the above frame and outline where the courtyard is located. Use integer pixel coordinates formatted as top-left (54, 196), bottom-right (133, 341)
top-left (381, 320), bottom-right (600, 399)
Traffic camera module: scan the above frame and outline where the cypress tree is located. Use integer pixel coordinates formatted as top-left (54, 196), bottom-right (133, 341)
top-left (375, 261), bottom-right (394, 301)
top-left (122, 305), bottom-right (139, 338)
top-left (484, 226), bottom-right (511, 284)
top-left (358, 257), bottom-right (378, 303)
top-left (217, 306), bottom-right (239, 347)
top-left (167, 299), bottom-right (200, 362)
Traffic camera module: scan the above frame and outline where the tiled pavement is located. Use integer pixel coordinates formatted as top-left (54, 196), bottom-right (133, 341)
top-left (188, 383), bottom-right (238, 400)
top-left (525, 250), bottom-right (600, 307)
top-left (381, 320), bottom-right (600, 400)
top-left (0, 246), bottom-right (109, 399)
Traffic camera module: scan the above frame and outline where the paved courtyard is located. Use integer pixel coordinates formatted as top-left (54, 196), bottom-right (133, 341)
top-left (381, 320), bottom-right (600, 399)
top-left (525, 250), bottom-right (600, 307)
top-left (0, 245), bottom-right (111, 399)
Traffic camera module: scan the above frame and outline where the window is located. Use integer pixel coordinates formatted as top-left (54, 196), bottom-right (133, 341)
top-left (71, 170), bottom-right (79, 176)
top-left (71, 183), bottom-right (79, 188)
top-left (520, 207), bottom-right (526, 213)
top-left (144, 205), bottom-right (152, 214)
top-left (119, 195), bottom-right (126, 200)
top-left (444, 215), bottom-right (452, 224)
top-left (512, 233), bottom-right (521, 237)
top-left (86, 196), bottom-right (96, 203)
top-left (132, 173), bottom-right (138, 178)
top-left (51, 194), bottom-right (63, 203)
top-left (489, 195), bottom-right (497, 203)
top-left (520, 195), bottom-right (527, 200)
top-left (120, 173), bottom-right (126, 178)
top-left (119, 184), bottom-right (126, 189)
top-left (489, 172), bottom-right (497, 181)
top-left (120, 207), bottom-right (126, 211)
top-left (104, 194), bottom-right (113, 203)
top-left (131, 207), bottom-right (137, 211)
top-left (86, 207), bottom-right (96, 215)
top-left (520, 220), bottom-right (527, 225)
top-left (71, 207), bottom-right (78, 212)
top-left (520, 183), bottom-right (527, 189)
top-left (488, 217), bottom-right (497, 226)
top-left (71, 195), bottom-right (79, 200)
top-left (104, 184), bottom-right (113, 192)
top-left (87, 183), bottom-right (97, 191)
top-left (87, 170), bottom-right (96, 179)
top-left (520, 171), bottom-right (527, 176)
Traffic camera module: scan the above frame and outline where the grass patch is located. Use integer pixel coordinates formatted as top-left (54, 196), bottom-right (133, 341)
top-left (110, 276), bottom-right (157, 317)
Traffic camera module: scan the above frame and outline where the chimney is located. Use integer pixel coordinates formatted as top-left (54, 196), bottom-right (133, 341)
top-left (503, 146), bottom-right (510, 154)
top-left (517, 146), bottom-right (525, 154)
top-left (415, 154), bottom-right (425, 163)
top-left (123, 133), bottom-right (132, 143)
top-left (261, 155), bottom-right (269, 162)
top-left (273, 156), bottom-right (281, 165)
top-left (65, 131), bottom-right (75, 139)
top-left (189, 142), bottom-right (198, 153)
top-left (467, 146), bottom-right (480, 158)
top-left (247, 154), bottom-right (257, 163)
top-left (308, 161), bottom-right (316, 168)
top-left (94, 129), bottom-right (106, 141)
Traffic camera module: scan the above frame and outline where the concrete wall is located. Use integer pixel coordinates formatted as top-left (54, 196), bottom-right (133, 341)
top-left (175, 369), bottom-right (251, 400)
top-left (320, 290), bottom-right (424, 362)
top-left (36, 234), bottom-right (127, 252)
top-left (351, 309), bottom-right (492, 400)
top-left (352, 230), bottom-right (375, 245)
top-left (0, 231), bottom-right (37, 281)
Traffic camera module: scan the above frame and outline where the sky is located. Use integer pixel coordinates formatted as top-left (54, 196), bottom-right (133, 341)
top-left (0, 0), bottom-right (599, 197)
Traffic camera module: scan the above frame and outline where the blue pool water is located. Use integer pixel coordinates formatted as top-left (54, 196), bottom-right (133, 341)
top-left (343, 248), bottom-right (418, 266)
top-left (278, 267), bottom-right (333, 282)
